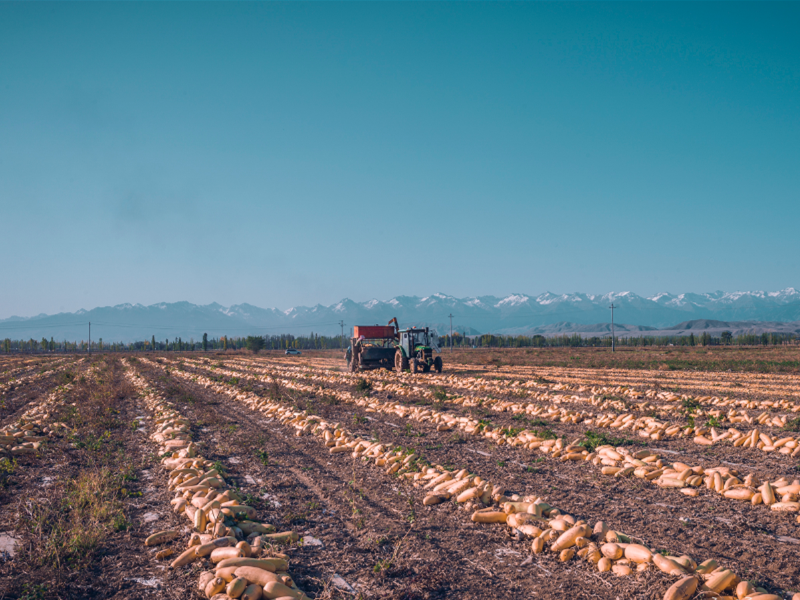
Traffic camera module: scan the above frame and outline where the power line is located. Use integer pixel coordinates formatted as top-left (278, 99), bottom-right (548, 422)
top-left (440, 305), bottom-right (632, 325)
top-left (609, 303), bottom-right (616, 352)
top-left (0, 322), bottom-right (91, 331)
top-left (92, 320), bottom-right (344, 332)
top-left (0, 302), bottom-right (627, 333)
top-left (0, 303), bottom-right (630, 341)
top-left (448, 313), bottom-right (454, 352)
top-left (0, 320), bottom-right (344, 333)
top-left (0, 302), bottom-right (629, 335)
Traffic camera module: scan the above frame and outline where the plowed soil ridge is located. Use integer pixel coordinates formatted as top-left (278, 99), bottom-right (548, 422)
top-left (150, 357), bottom-right (800, 597)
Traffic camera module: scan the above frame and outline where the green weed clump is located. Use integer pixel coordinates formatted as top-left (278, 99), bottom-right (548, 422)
top-left (0, 457), bottom-right (17, 489)
top-left (355, 378), bottom-right (372, 392)
top-left (578, 430), bottom-right (642, 453)
top-left (531, 427), bottom-right (557, 440)
top-left (783, 417), bottom-right (800, 432)
top-left (20, 469), bottom-right (130, 569)
top-left (431, 386), bottom-right (448, 402)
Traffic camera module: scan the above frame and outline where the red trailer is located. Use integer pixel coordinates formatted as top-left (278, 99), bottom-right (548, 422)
top-left (353, 325), bottom-right (396, 340)
top-left (346, 321), bottom-right (399, 372)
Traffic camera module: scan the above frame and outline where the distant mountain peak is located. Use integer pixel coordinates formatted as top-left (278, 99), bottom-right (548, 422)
top-left (1, 288), bottom-right (798, 342)
top-left (496, 294), bottom-right (530, 308)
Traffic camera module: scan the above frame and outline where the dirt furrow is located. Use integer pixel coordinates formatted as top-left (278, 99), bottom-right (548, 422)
top-left (141, 358), bottom-right (666, 600)
top-left (158, 357), bottom-right (800, 599)
top-left (0, 358), bottom-right (176, 599)
top-left (179, 358), bottom-right (800, 508)
top-left (0, 358), bottom-right (83, 425)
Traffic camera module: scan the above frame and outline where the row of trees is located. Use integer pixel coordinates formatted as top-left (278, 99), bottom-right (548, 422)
top-left (1, 331), bottom-right (350, 353)
top-left (3, 330), bottom-right (796, 354)
top-left (189, 333), bottom-right (349, 352)
top-left (439, 331), bottom-right (797, 348)
top-left (1, 337), bottom-right (156, 353)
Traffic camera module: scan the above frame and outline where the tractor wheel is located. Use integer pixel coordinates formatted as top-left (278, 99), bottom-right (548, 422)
top-left (434, 356), bottom-right (443, 374)
top-left (395, 351), bottom-right (409, 373)
top-left (410, 358), bottom-right (418, 374)
top-left (422, 363), bottom-right (431, 373)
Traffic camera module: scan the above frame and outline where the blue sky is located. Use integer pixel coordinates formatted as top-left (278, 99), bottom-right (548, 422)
top-left (1, 2), bottom-right (798, 318)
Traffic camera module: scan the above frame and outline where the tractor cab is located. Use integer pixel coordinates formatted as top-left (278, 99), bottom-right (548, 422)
top-left (395, 326), bottom-right (442, 374)
top-left (399, 328), bottom-right (436, 353)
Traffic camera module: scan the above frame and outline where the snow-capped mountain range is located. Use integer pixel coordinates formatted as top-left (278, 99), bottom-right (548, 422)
top-left (2, 289), bottom-right (800, 342)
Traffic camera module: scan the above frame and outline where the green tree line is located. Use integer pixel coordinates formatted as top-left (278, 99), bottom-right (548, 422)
top-left (439, 331), bottom-right (797, 348)
top-left (2, 330), bottom-right (795, 353)
top-left (0, 331), bottom-right (349, 353)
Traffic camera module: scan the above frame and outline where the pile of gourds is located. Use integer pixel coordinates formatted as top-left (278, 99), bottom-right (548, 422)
top-left (124, 364), bottom-right (309, 600)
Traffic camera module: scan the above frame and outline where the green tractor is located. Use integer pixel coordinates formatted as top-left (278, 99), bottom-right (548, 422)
top-left (390, 318), bottom-right (442, 374)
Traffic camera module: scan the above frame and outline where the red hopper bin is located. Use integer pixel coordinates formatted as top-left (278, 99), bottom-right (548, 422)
top-left (353, 325), bottom-right (396, 339)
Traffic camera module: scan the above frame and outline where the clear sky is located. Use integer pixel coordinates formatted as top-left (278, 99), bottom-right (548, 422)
top-left (1, 2), bottom-right (798, 318)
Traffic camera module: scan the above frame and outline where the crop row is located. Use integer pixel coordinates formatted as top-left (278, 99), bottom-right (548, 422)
top-left (342, 368), bottom-right (800, 447)
top-left (178, 358), bottom-right (800, 523)
top-left (0, 356), bottom-right (69, 383)
top-left (191, 356), bottom-right (800, 474)
top-left (123, 361), bottom-right (310, 600)
top-left (0, 359), bottom-right (90, 458)
top-left (316, 360), bottom-right (800, 455)
top-left (0, 356), bottom-right (76, 401)
top-left (154, 357), bottom-right (797, 600)
top-left (245, 354), bottom-right (800, 417)
top-left (231, 357), bottom-right (800, 434)
top-left (500, 364), bottom-right (800, 402)
top-left (0, 355), bottom-right (64, 371)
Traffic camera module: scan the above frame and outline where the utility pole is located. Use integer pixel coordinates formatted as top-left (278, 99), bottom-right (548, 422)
top-left (448, 314), bottom-right (454, 352)
top-left (609, 304), bottom-right (616, 352)
top-left (339, 320), bottom-right (345, 350)
top-left (88, 322), bottom-right (91, 354)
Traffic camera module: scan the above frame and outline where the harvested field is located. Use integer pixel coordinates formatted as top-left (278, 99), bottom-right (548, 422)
top-left (0, 351), bottom-right (798, 600)
top-left (442, 346), bottom-right (800, 375)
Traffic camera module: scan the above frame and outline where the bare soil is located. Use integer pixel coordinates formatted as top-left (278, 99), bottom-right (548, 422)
top-left (0, 351), bottom-right (797, 600)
